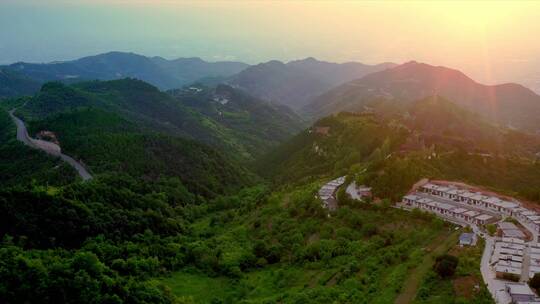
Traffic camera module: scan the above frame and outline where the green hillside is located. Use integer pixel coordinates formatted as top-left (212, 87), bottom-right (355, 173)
top-left (259, 97), bottom-right (540, 202)
top-left (26, 107), bottom-right (251, 197)
top-left (0, 174), bottom-right (458, 303)
top-left (16, 79), bottom-right (302, 161)
top-left (171, 84), bottom-right (305, 158)
top-left (0, 91), bottom-right (522, 303)
top-left (0, 68), bottom-right (41, 98)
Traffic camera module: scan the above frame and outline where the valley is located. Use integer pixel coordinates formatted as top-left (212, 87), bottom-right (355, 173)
top-left (1, 53), bottom-right (540, 304)
top-left (5, 2), bottom-right (540, 302)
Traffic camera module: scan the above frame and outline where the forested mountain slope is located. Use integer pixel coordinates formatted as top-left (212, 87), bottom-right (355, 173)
top-left (6, 80), bottom-right (260, 197)
top-left (0, 68), bottom-right (42, 98)
top-left (170, 84), bottom-right (305, 158)
top-left (16, 79), bottom-right (302, 161)
top-left (306, 61), bottom-right (540, 132)
top-left (0, 90), bottom-right (510, 304)
top-left (1, 69), bottom-right (520, 304)
top-left (261, 96), bottom-right (540, 202)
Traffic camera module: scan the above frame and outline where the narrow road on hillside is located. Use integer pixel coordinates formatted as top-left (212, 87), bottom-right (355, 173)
top-left (8, 108), bottom-right (92, 181)
top-left (480, 236), bottom-right (511, 303)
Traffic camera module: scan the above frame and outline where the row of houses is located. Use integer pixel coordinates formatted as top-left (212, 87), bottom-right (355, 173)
top-left (492, 238), bottom-right (526, 280)
top-left (499, 222), bottom-right (527, 240)
top-left (529, 244), bottom-right (540, 280)
top-left (402, 194), bottom-right (496, 226)
top-left (505, 283), bottom-right (540, 303)
top-left (491, 239), bottom-right (540, 284)
top-left (420, 183), bottom-right (520, 215)
top-left (514, 209), bottom-right (540, 235)
top-left (318, 176), bottom-right (346, 211)
top-left (418, 182), bottom-right (540, 233)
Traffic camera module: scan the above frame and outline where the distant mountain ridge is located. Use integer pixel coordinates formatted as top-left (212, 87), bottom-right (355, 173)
top-left (1, 51), bottom-right (249, 93)
top-left (305, 61), bottom-right (540, 132)
top-left (228, 57), bottom-right (396, 109)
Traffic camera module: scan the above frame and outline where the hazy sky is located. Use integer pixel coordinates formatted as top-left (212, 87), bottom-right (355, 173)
top-left (3, 0), bottom-right (540, 91)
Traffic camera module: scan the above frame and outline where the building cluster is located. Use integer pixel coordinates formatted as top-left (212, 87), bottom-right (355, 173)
top-left (514, 209), bottom-right (540, 235)
top-left (529, 244), bottom-right (540, 280)
top-left (401, 181), bottom-right (540, 302)
top-left (505, 283), bottom-right (540, 303)
top-left (187, 86), bottom-right (203, 93)
top-left (499, 222), bottom-right (527, 239)
top-left (420, 183), bottom-right (519, 215)
top-left (402, 193), bottom-right (496, 226)
top-left (345, 181), bottom-right (372, 201)
top-left (212, 96), bottom-right (229, 105)
top-left (403, 182), bottom-right (540, 234)
top-left (318, 176), bottom-right (346, 211)
top-left (496, 243), bottom-right (540, 301)
top-left (312, 126), bottom-right (330, 136)
top-left (491, 237), bottom-right (525, 279)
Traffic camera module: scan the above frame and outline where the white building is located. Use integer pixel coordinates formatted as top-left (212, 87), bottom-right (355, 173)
top-left (475, 214), bottom-right (493, 225)
top-left (505, 283), bottom-right (540, 303)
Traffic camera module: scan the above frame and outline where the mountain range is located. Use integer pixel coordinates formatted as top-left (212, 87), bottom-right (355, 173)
top-left (0, 51), bottom-right (249, 93)
top-left (227, 57), bottom-right (396, 109)
top-left (3, 52), bottom-right (540, 135)
top-left (304, 61), bottom-right (540, 133)
top-left (4, 52), bottom-right (540, 304)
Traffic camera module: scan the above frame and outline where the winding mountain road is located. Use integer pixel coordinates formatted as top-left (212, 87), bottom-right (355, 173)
top-left (8, 108), bottom-right (92, 181)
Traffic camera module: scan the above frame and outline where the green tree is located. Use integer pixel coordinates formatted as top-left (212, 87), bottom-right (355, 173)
top-left (434, 254), bottom-right (458, 278)
top-left (530, 273), bottom-right (540, 291)
top-left (486, 224), bottom-right (497, 236)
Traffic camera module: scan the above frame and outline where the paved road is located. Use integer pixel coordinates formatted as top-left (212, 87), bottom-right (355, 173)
top-left (521, 245), bottom-right (531, 282)
top-left (480, 236), bottom-right (511, 303)
top-left (8, 108), bottom-right (92, 181)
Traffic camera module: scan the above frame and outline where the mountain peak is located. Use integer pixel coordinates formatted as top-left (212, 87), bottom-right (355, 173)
top-left (380, 60), bottom-right (474, 85)
top-left (307, 59), bottom-right (540, 132)
top-left (289, 57), bottom-right (321, 64)
top-left (90, 51), bottom-right (145, 59)
top-left (265, 60), bottom-right (285, 65)
top-left (403, 60), bottom-right (419, 65)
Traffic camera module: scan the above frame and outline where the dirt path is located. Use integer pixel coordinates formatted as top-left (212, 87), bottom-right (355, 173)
top-left (8, 108), bottom-right (92, 181)
top-left (394, 230), bottom-right (459, 304)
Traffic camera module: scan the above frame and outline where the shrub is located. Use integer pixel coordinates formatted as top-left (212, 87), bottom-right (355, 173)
top-left (530, 273), bottom-right (540, 290)
top-left (486, 224), bottom-right (497, 236)
top-left (502, 272), bottom-right (520, 282)
top-left (434, 254), bottom-right (458, 278)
